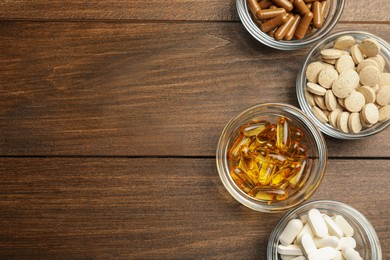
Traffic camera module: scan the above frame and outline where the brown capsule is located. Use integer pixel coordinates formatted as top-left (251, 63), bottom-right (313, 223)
top-left (303, 0), bottom-right (317, 2)
top-left (312, 1), bottom-right (323, 29)
top-left (294, 11), bottom-right (313, 39)
top-left (321, 0), bottom-right (329, 17)
top-left (293, 0), bottom-right (311, 15)
top-left (268, 27), bottom-right (278, 37)
top-left (271, 0), bottom-right (294, 12)
top-left (260, 13), bottom-right (289, 33)
top-left (274, 14), bottom-right (295, 41)
top-left (259, 0), bottom-right (273, 9)
top-left (247, 0), bottom-right (261, 16)
top-left (257, 8), bottom-right (286, 20)
top-left (307, 3), bottom-right (313, 9)
top-left (284, 14), bottom-right (301, 40)
top-left (269, 4), bottom-right (278, 9)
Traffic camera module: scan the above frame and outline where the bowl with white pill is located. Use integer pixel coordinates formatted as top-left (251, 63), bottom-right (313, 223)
top-left (297, 30), bottom-right (390, 139)
top-left (267, 200), bottom-right (382, 259)
top-left (216, 103), bottom-right (327, 213)
top-left (236, 0), bottom-right (345, 50)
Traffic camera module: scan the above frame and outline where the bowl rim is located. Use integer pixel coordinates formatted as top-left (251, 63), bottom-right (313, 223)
top-left (216, 103), bottom-right (327, 213)
top-left (296, 30), bottom-right (390, 139)
top-left (236, 0), bottom-right (345, 50)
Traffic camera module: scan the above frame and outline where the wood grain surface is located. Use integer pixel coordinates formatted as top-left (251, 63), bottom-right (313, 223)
top-left (0, 158), bottom-right (388, 259)
top-left (0, 0), bottom-right (389, 22)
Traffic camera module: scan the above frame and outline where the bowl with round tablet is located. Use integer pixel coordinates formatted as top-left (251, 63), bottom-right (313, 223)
top-left (236, 0), bottom-right (345, 50)
top-left (216, 103), bottom-right (327, 213)
top-left (297, 31), bottom-right (390, 139)
top-left (267, 200), bottom-right (382, 259)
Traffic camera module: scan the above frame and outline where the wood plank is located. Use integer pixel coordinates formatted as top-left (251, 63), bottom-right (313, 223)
top-left (0, 0), bottom-right (389, 22)
top-left (0, 22), bottom-right (390, 157)
top-left (0, 158), bottom-right (388, 258)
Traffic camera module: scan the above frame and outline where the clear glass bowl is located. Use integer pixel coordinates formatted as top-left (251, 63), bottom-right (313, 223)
top-left (236, 0), bottom-right (345, 50)
top-left (216, 103), bottom-right (327, 213)
top-left (297, 31), bottom-right (390, 139)
top-left (267, 200), bottom-right (382, 259)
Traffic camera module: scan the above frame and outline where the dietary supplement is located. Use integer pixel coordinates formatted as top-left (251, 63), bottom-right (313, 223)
top-left (228, 117), bottom-right (310, 203)
top-left (248, 0), bottom-right (329, 41)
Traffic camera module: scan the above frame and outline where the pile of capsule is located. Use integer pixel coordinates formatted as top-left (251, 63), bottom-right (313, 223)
top-left (247, 0), bottom-right (329, 41)
top-left (228, 117), bottom-right (309, 203)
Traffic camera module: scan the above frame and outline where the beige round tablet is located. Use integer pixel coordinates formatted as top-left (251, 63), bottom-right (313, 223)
top-left (332, 69), bottom-right (359, 98)
top-left (334, 35), bottom-right (355, 50)
top-left (306, 61), bottom-right (325, 83)
top-left (376, 54), bottom-right (386, 69)
top-left (321, 49), bottom-right (343, 60)
top-left (318, 67), bottom-right (338, 89)
top-left (357, 86), bottom-right (376, 104)
top-left (337, 98), bottom-right (345, 108)
top-left (337, 111), bottom-right (350, 133)
top-left (376, 85), bottom-right (390, 106)
top-left (335, 55), bottom-right (355, 74)
top-left (328, 109), bottom-right (342, 128)
top-left (379, 105), bottom-right (390, 122)
top-left (379, 73), bottom-right (390, 86)
top-left (372, 84), bottom-right (380, 93)
top-left (325, 90), bottom-right (338, 111)
top-left (359, 66), bottom-right (381, 86)
top-left (361, 103), bottom-right (379, 124)
top-left (359, 38), bottom-right (381, 57)
top-left (351, 44), bottom-right (364, 64)
top-left (348, 113), bottom-right (362, 133)
top-left (344, 90), bottom-right (365, 112)
top-left (312, 106), bottom-right (329, 123)
top-left (305, 90), bottom-right (316, 106)
top-left (357, 59), bottom-right (379, 73)
top-left (307, 82), bottom-right (327, 96)
top-left (323, 59), bottom-right (337, 65)
top-left (314, 95), bottom-right (327, 110)
top-left (367, 57), bottom-right (385, 72)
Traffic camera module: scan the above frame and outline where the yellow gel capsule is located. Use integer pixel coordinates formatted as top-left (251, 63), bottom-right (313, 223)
top-left (258, 163), bottom-right (275, 185)
top-left (289, 159), bottom-right (307, 188)
top-left (271, 168), bottom-right (291, 186)
top-left (255, 191), bottom-right (274, 201)
top-left (242, 121), bottom-right (270, 137)
top-left (229, 136), bottom-right (251, 161)
top-left (276, 117), bottom-right (289, 150)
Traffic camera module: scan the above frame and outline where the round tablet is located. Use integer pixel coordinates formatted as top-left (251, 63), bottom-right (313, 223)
top-left (312, 106), bottom-right (329, 123)
top-left (379, 105), bottom-right (390, 122)
top-left (361, 103), bottom-right (379, 124)
top-left (351, 44), bottom-right (364, 64)
top-left (305, 90), bottom-right (316, 106)
top-left (367, 57), bottom-right (385, 72)
top-left (348, 113), bottom-right (362, 133)
top-left (325, 90), bottom-right (338, 111)
top-left (359, 66), bottom-right (381, 86)
top-left (306, 61), bottom-right (325, 83)
top-left (337, 111), bottom-right (350, 133)
top-left (379, 73), bottom-right (390, 86)
top-left (376, 85), bottom-right (390, 106)
top-left (328, 109), bottom-right (342, 128)
top-left (356, 86), bottom-right (376, 104)
top-left (357, 59), bottom-right (379, 73)
top-left (318, 67), bottom-right (338, 89)
top-left (307, 82), bottom-right (327, 96)
top-left (359, 38), bottom-right (381, 57)
top-left (334, 35), bottom-right (355, 50)
top-left (344, 91), bottom-right (365, 112)
top-left (314, 95), bottom-right (327, 110)
top-left (321, 49), bottom-right (343, 60)
top-left (335, 55), bottom-right (355, 74)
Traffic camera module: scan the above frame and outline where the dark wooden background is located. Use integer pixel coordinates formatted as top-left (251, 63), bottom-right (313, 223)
top-left (0, 1), bottom-right (389, 259)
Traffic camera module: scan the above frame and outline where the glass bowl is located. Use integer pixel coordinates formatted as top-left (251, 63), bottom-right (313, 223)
top-left (267, 200), bottom-right (382, 259)
top-left (297, 31), bottom-right (390, 139)
top-left (216, 103), bottom-right (327, 213)
top-left (236, 0), bottom-right (345, 50)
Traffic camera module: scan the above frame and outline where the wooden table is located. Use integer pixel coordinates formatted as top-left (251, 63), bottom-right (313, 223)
top-left (0, 1), bottom-right (389, 259)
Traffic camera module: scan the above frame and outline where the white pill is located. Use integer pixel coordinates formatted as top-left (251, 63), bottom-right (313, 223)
top-left (308, 247), bottom-right (337, 260)
top-left (332, 250), bottom-right (343, 260)
top-left (301, 234), bottom-right (317, 256)
top-left (280, 254), bottom-right (297, 260)
top-left (300, 214), bottom-right (308, 224)
top-left (278, 245), bottom-right (304, 256)
top-left (323, 215), bottom-right (344, 238)
top-left (337, 237), bottom-right (356, 251)
top-left (308, 209), bottom-right (328, 238)
top-left (313, 236), bottom-right (339, 248)
top-left (334, 215), bottom-right (354, 237)
top-left (280, 219), bottom-right (304, 246)
top-left (291, 256), bottom-right (306, 260)
top-left (297, 223), bottom-right (315, 242)
top-left (342, 248), bottom-right (363, 260)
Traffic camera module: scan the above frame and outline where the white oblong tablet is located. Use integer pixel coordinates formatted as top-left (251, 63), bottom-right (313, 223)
top-left (323, 214), bottom-right (344, 238)
top-left (301, 234), bottom-right (317, 256)
top-left (334, 215), bottom-right (354, 237)
top-left (296, 223), bottom-right (315, 243)
top-left (308, 209), bottom-right (328, 238)
top-left (313, 236), bottom-right (339, 248)
top-left (342, 247), bottom-right (363, 260)
top-left (279, 219), bottom-right (304, 246)
top-left (280, 254), bottom-right (296, 260)
top-left (337, 237), bottom-right (356, 251)
top-left (308, 247), bottom-right (337, 260)
top-left (290, 256), bottom-right (306, 260)
top-left (278, 245), bottom-right (303, 256)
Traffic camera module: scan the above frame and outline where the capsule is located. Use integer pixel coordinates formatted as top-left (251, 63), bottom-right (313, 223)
top-left (294, 12), bottom-right (313, 39)
top-left (321, 0), bottom-right (329, 17)
top-left (303, 0), bottom-right (317, 2)
top-left (312, 1), bottom-right (323, 29)
top-left (229, 135), bottom-right (251, 161)
top-left (247, 0), bottom-right (261, 18)
top-left (258, 162), bottom-right (274, 185)
top-left (242, 121), bottom-right (269, 137)
top-left (294, 0), bottom-right (311, 15)
top-left (276, 117), bottom-right (289, 149)
top-left (271, 168), bottom-right (291, 186)
top-left (257, 8), bottom-right (286, 20)
top-left (268, 27), bottom-right (278, 37)
top-left (259, 0), bottom-right (273, 9)
top-left (260, 13), bottom-right (289, 32)
top-left (274, 14), bottom-right (295, 41)
top-left (288, 159), bottom-right (307, 188)
top-left (271, 0), bottom-right (294, 12)
top-left (284, 14), bottom-right (301, 41)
